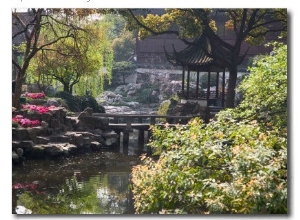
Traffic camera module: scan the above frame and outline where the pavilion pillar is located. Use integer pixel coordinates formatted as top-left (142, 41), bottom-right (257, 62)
top-left (207, 71), bottom-right (211, 105)
top-left (196, 70), bottom-right (200, 99)
top-left (216, 72), bottom-right (219, 99)
top-left (187, 68), bottom-right (190, 99)
top-left (182, 67), bottom-right (185, 97)
top-left (222, 70), bottom-right (225, 107)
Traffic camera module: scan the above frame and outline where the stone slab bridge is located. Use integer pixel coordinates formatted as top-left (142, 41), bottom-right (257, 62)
top-left (93, 108), bottom-right (222, 154)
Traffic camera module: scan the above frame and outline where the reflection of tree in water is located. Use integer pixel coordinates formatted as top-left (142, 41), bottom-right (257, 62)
top-left (16, 172), bottom-right (132, 214)
top-left (97, 172), bottom-right (131, 214)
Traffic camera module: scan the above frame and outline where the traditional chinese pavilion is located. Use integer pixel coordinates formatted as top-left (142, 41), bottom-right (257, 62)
top-left (164, 34), bottom-right (227, 107)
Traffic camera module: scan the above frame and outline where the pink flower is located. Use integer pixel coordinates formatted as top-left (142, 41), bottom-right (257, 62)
top-left (12, 116), bottom-right (41, 128)
top-left (31, 120), bottom-right (41, 127)
top-left (15, 115), bottom-right (23, 119)
top-left (22, 92), bottom-right (45, 99)
top-left (22, 104), bottom-right (50, 114)
top-left (20, 118), bottom-right (32, 127)
top-left (12, 182), bottom-right (38, 190)
top-left (12, 183), bottom-right (26, 189)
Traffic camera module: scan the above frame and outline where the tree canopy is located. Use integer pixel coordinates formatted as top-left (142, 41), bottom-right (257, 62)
top-left (27, 18), bottom-right (113, 96)
top-left (101, 13), bottom-right (136, 62)
top-left (12, 9), bottom-right (108, 108)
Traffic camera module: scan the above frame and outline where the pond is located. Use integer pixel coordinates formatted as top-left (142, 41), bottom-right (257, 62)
top-left (12, 133), bottom-right (147, 215)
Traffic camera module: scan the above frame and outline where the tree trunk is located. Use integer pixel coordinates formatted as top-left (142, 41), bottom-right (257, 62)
top-left (63, 83), bottom-right (70, 93)
top-left (12, 70), bottom-right (24, 109)
top-left (69, 85), bottom-right (73, 95)
top-left (225, 67), bottom-right (238, 108)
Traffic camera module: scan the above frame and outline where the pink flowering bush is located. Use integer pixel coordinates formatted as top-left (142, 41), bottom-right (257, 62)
top-left (12, 115), bottom-right (41, 128)
top-left (22, 104), bottom-right (56, 114)
top-left (12, 104), bottom-right (56, 128)
top-left (22, 92), bottom-right (45, 99)
top-left (12, 182), bottom-right (38, 190)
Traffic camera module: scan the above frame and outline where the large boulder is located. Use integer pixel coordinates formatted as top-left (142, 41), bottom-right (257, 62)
top-left (76, 107), bottom-right (109, 130)
top-left (12, 128), bottom-right (31, 141)
top-left (46, 98), bottom-right (60, 107)
top-left (166, 99), bottom-right (208, 123)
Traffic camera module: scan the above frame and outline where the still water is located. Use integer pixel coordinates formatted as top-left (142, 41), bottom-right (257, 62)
top-left (12, 145), bottom-right (143, 214)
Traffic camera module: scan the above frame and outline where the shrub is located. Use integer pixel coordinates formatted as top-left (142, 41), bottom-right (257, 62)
top-left (55, 91), bottom-right (105, 113)
top-left (22, 104), bottom-right (56, 114)
top-left (157, 94), bottom-right (180, 116)
top-left (131, 42), bottom-right (287, 214)
top-left (132, 117), bottom-right (287, 214)
top-left (55, 91), bottom-right (81, 112)
top-left (134, 87), bottom-right (159, 104)
top-left (12, 115), bottom-right (41, 128)
top-left (158, 101), bottom-right (170, 115)
top-left (12, 121), bottom-right (19, 128)
top-left (79, 95), bottom-right (105, 113)
top-left (235, 42), bottom-right (287, 130)
top-left (22, 92), bottom-right (45, 99)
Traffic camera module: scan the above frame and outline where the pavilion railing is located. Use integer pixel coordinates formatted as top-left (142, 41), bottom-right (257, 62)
top-left (177, 91), bottom-right (227, 101)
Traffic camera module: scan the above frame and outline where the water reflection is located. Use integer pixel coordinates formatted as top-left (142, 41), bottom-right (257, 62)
top-left (12, 151), bottom-right (139, 214)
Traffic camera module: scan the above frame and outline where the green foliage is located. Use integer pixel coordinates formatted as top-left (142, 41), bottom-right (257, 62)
top-left (74, 20), bottom-right (114, 96)
top-left (55, 91), bottom-right (105, 113)
top-left (135, 87), bottom-right (159, 104)
top-left (27, 18), bottom-right (113, 97)
top-left (157, 100), bottom-right (170, 116)
top-left (55, 91), bottom-right (81, 112)
top-left (12, 121), bottom-right (19, 128)
top-left (109, 61), bottom-right (136, 87)
top-left (133, 117), bottom-right (287, 214)
top-left (112, 31), bottom-right (136, 62)
top-left (131, 42), bottom-right (287, 214)
top-left (79, 95), bottom-right (106, 113)
top-left (235, 42), bottom-right (287, 130)
top-left (157, 94), bottom-right (180, 123)
top-left (101, 14), bottom-right (128, 40)
top-left (112, 61), bottom-right (136, 72)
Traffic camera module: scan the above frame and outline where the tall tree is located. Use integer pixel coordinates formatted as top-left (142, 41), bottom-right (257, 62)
top-left (112, 30), bottom-right (135, 62)
top-left (27, 19), bottom-right (113, 96)
top-left (121, 9), bottom-right (287, 107)
top-left (12, 8), bottom-right (100, 109)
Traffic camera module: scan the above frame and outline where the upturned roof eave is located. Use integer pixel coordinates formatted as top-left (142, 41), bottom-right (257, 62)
top-left (164, 34), bottom-right (225, 70)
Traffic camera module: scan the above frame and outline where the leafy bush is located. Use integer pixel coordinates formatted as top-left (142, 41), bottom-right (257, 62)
top-left (112, 61), bottom-right (136, 72)
top-left (22, 92), bottom-right (45, 99)
top-left (55, 91), bottom-right (105, 113)
top-left (131, 42), bottom-right (287, 214)
top-left (79, 95), bottom-right (105, 113)
top-left (12, 115), bottom-right (41, 128)
top-left (12, 121), bottom-right (19, 128)
top-left (134, 87), bottom-right (159, 104)
top-left (157, 100), bottom-right (170, 115)
top-left (55, 91), bottom-right (81, 112)
top-left (108, 61), bottom-right (137, 87)
top-left (132, 117), bottom-right (287, 214)
top-left (157, 94), bottom-right (180, 123)
top-left (235, 42), bottom-right (287, 130)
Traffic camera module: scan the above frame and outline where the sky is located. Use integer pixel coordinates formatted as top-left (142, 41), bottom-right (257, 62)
top-left (4, 1), bottom-right (298, 220)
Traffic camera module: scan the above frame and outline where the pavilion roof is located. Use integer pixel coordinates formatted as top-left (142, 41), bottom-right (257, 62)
top-left (164, 34), bottom-right (225, 71)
